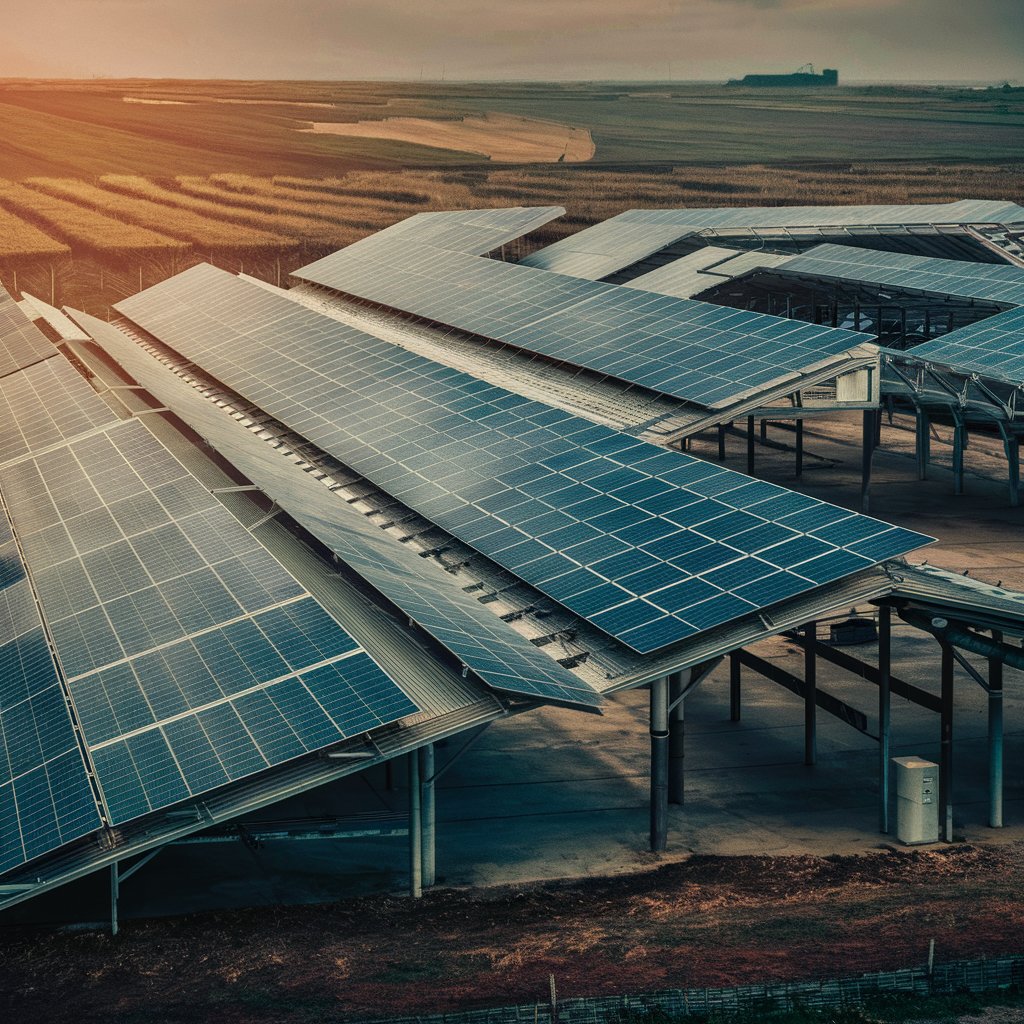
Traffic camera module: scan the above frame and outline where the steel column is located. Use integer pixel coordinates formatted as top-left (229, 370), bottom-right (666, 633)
top-left (717, 424), bottom-right (727, 461)
top-left (729, 651), bottom-right (741, 722)
top-left (409, 750), bottom-right (422, 898)
top-left (861, 410), bottom-right (874, 513)
top-left (649, 677), bottom-right (669, 852)
top-left (110, 863), bottom-right (119, 937)
top-left (760, 419), bottom-right (768, 444)
top-left (940, 643), bottom-right (954, 843)
top-left (746, 416), bottom-right (755, 475)
top-left (989, 631), bottom-right (1004, 829)
top-left (668, 672), bottom-right (685, 806)
top-left (916, 408), bottom-right (929, 481)
top-left (795, 419), bottom-right (804, 479)
top-left (804, 622), bottom-right (817, 766)
top-left (878, 605), bottom-right (891, 834)
top-left (952, 417), bottom-right (966, 495)
top-left (420, 744), bottom-right (436, 886)
top-left (1005, 435), bottom-right (1020, 508)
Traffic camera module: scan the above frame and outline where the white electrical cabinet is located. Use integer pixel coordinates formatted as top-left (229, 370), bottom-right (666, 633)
top-left (892, 756), bottom-right (939, 845)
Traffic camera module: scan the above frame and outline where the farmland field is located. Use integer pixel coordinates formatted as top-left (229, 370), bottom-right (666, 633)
top-left (0, 79), bottom-right (1020, 316)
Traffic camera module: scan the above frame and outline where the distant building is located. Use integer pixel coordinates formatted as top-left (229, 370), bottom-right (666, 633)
top-left (728, 67), bottom-right (838, 88)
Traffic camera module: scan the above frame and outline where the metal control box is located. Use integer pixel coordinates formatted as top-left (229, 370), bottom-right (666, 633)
top-left (892, 756), bottom-right (939, 845)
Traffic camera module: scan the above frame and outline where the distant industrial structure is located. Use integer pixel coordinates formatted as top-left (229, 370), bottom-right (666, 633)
top-left (728, 64), bottom-right (838, 88)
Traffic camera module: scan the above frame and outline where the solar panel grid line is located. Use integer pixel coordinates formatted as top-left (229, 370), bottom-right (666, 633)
top-left (114, 267), bottom-right (929, 656)
top-left (0, 286), bottom-right (60, 383)
top-left (72, 309), bottom-right (607, 710)
top-left (0, 364), bottom-right (422, 828)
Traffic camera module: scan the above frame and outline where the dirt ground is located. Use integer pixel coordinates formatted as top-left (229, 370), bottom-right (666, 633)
top-left (302, 112), bottom-right (596, 162)
top-left (2, 843), bottom-right (1022, 1024)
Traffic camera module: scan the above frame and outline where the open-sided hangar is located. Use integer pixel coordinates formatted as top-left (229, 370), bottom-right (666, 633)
top-left (2, 202), bottom-right (1023, 931)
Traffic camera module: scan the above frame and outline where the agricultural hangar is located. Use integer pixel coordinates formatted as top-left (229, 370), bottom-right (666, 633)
top-left (1, 202), bottom-right (1024, 932)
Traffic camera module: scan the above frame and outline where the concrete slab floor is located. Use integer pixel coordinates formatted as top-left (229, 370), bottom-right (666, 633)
top-left (7, 410), bottom-right (1023, 926)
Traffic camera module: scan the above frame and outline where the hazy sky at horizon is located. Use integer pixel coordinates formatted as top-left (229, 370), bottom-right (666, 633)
top-left (2, 0), bottom-right (1021, 82)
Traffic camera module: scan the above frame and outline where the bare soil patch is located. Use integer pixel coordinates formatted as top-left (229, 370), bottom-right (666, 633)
top-left (2, 844), bottom-right (1022, 1024)
top-left (302, 112), bottom-right (596, 163)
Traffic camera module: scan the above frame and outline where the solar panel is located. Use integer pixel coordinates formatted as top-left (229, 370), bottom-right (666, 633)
top-left (520, 201), bottom-right (1024, 280)
top-left (779, 244), bottom-right (1024, 308)
top-left (72, 309), bottom-right (604, 711)
top-left (897, 306), bottom-right (1024, 385)
top-left (0, 357), bottom-right (119, 468)
top-left (0, 285), bottom-right (58, 380)
top-left (115, 266), bottom-right (931, 656)
top-left (0, 369), bottom-right (420, 827)
top-left (0, 521), bottom-right (103, 875)
top-left (341, 206), bottom-right (564, 259)
top-left (292, 239), bottom-right (871, 410)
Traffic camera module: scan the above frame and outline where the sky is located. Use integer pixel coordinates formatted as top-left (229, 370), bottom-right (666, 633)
top-left (2, 0), bottom-right (1021, 82)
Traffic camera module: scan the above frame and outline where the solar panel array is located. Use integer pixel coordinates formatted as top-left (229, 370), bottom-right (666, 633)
top-left (0, 508), bottom-right (103, 874)
top-left (0, 358), bottom-right (419, 834)
top-left (116, 265), bottom-right (929, 656)
top-left (520, 200), bottom-right (1024, 280)
top-left (897, 306), bottom-right (1024, 385)
top-left (340, 206), bottom-right (564, 259)
top-left (293, 239), bottom-right (870, 410)
top-left (624, 249), bottom-right (791, 300)
top-left (69, 309), bottom-right (604, 711)
top-left (0, 285), bottom-right (57, 380)
top-left (779, 244), bottom-right (1024, 308)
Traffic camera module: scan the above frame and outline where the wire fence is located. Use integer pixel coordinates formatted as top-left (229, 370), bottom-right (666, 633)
top-left (362, 954), bottom-right (1023, 1024)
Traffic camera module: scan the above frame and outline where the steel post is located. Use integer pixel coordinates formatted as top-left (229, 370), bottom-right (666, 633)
top-left (940, 643), bottom-right (954, 843)
top-left (668, 672), bottom-right (685, 806)
top-left (110, 864), bottom-right (119, 937)
top-left (795, 419), bottom-right (804, 478)
top-left (804, 622), bottom-right (817, 766)
top-left (952, 418), bottom-right (966, 495)
top-left (649, 677), bottom-right (669, 851)
top-left (746, 416), bottom-right (755, 475)
top-left (729, 651), bottom-right (741, 722)
top-left (989, 632), bottom-right (1004, 829)
top-left (878, 605), bottom-right (891, 834)
top-left (717, 424), bottom-right (727, 461)
top-left (861, 410), bottom-right (874, 513)
top-left (409, 750), bottom-right (422, 897)
top-left (419, 744), bottom-right (436, 886)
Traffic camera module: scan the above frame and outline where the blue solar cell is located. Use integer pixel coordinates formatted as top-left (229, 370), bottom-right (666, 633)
top-left (109, 270), bottom-right (929, 655)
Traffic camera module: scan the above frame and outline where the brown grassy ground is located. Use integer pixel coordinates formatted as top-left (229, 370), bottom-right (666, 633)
top-left (1, 844), bottom-right (1021, 1024)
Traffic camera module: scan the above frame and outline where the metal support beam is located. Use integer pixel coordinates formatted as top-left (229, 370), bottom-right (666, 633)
top-left (861, 410), bottom-right (874, 513)
top-left (110, 863), bottom-right (119, 937)
top-left (760, 419), bottom-right (768, 444)
top-left (878, 605), bottom-right (891, 834)
top-left (804, 622), bottom-right (817, 766)
top-left (795, 419), bottom-right (804, 479)
top-left (649, 677), bottom-right (669, 852)
top-left (419, 744), bottom-right (436, 886)
top-left (409, 750), bottom-right (422, 898)
top-left (989, 631), bottom-right (1004, 829)
top-left (1004, 434), bottom-right (1020, 508)
top-left (746, 415), bottom-right (755, 475)
top-left (916, 407), bottom-right (930, 481)
top-left (718, 424), bottom-right (727, 461)
top-left (940, 643), bottom-right (955, 843)
top-left (668, 672), bottom-right (685, 806)
top-left (952, 417), bottom-right (966, 496)
top-left (729, 651), bottom-right (741, 722)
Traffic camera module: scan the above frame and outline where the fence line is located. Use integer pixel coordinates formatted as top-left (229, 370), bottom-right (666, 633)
top-left (361, 954), bottom-right (1023, 1024)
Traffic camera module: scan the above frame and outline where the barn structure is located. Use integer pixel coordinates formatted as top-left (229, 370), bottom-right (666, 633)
top-left (1, 203), bottom-right (1023, 932)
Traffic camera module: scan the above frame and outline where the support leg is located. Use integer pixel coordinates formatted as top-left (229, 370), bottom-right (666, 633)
top-left (878, 605), bottom-right (891, 834)
top-left (649, 677), bottom-right (669, 852)
top-left (861, 410), bottom-right (875, 513)
top-left (952, 418), bottom-right (966, 496)
top-left (804, 622), bottom-right (817, 766)
top-left (419, 744), bottom-right (436, 886)
top-left (989, 633), bottom-right (1004, 829)
top-left (795, 419), bottom-right (804, 479)
top-left (760, 419), bottom-right (768, 444)
top-left (668, 672), bottom-right (685, 806)
top-left (940, 643), bottom-right (954, 843)
top-left (916, 408), bottom-right (929, 481)
top-left (409, 750), bottom-right (422, 897)
top-left (110, 863), bottom-right (119, 937)
top-left (1005, 435), bottom-right (1019, 508)
top-left (746, 416), bottom-right (755, 475)
top-left (718, 424), bottom-right (727, 461)
top-left (729, 651), bottom-right (741, 722)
